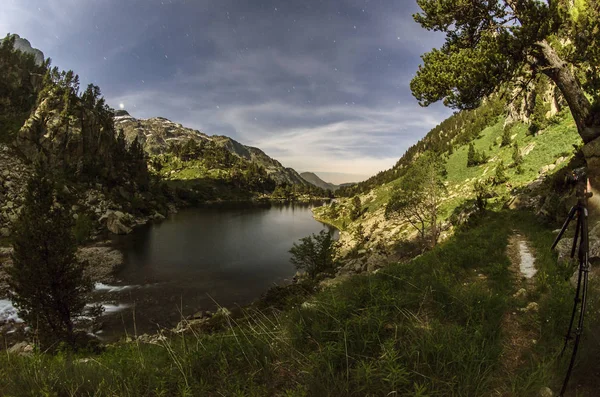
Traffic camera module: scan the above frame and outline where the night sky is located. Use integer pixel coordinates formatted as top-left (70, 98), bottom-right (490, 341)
top-left (2, 0), bottom-right (452, 183)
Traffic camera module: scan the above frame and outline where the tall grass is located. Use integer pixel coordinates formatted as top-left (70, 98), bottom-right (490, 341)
top-left (1, 210), bottom-right (596, 396)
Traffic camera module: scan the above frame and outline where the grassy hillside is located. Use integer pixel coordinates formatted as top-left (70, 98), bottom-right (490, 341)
top-left (315, 108), bottom-right (581, 254)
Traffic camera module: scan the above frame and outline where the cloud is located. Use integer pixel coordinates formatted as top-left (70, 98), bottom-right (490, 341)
top-left (2, 0), bottom-right (453, 180)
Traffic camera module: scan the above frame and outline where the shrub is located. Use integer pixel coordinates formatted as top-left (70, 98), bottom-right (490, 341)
top-left (74, 213), bottom-right (94, 244)
top-left (493, 161), bottom-right (508, 185)
top-left (289, 230), bottom-right (338, 280)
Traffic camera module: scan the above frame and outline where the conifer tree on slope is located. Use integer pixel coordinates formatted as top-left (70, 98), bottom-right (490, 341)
top-left (410, 0), bottom-right (600, 143)
top-left (8, 164), bottom-right (93, 348)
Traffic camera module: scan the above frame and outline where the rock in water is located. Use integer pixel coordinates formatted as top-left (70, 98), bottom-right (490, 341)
top-left (105, 211), bottom-right (132, 235)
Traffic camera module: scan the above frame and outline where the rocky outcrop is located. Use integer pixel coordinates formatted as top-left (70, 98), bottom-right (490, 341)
top-left (505, 79), bottom-right (536, 126)
top-left (100, 211), bottom-right (132, 235)
top-left (0, 141), bottom-right (164, 236)
top-left (0, 144), bottom-right (32, 237)
top-left (2, 34), bottom-right (44, 66)
top-left (18, 93), bottom-right (125, 182)
top-left (115, 111), bottom-right (308, 186)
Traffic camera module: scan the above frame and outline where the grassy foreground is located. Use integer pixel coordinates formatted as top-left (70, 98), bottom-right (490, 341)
top-left (1, 211), bottom-right (598, 396)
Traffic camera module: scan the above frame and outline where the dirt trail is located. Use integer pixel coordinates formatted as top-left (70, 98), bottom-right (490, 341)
top-left (497, 234), bottom-right (541, 394)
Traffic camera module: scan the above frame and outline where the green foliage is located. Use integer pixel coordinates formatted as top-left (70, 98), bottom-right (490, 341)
top-left (411, 1), bottom-right (573, 108)
top-left (493, 160), bottom-right (508, 186)
top-left (501, 125), bottom-right (513, 147)
top-left (349, 196), bottom-right (362, 220)
top-left (289, 230), bottom-right (338, 280)
top-left (73, 213), bottom-right (94, 244)
top-left (386, 153), bottom-right (446, 247)
top-left (338, 97), bottom-right (504, 197)
top-left (326, 201), bottom-right (339, 218)
top-left (0, 34), bottom-right (47, 142)
top-left (153, 140), bottom-right (315, 200)
top-left (353, 224), bottom-right (366, 247)
top-left (512, 142), bottom-right (523, 167)
top-left (410, 0), bottom-right (600, 144)
top-left (473, 180), bottom-right (490, 212)
top-left (7, 165), bottom-right (93, 348)
top-left (0, 211), bottom-right (595, 395)
top-left (467, 142), bottom-right (488, 167)
top-left (529, 79), bottom-right (552, 135)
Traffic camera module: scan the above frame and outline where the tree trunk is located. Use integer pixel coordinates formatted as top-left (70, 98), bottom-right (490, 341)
top-left (535, 40), bottom-right (600, 143)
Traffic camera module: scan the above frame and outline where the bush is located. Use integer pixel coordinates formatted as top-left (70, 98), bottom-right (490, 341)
top-left (500, 126), bottom-right (512, 147)
top-left (74, 213), bottom-right (94, 244)
top-left (467, 143), bottom-right (489, 167)
top-left (473, 180), bottom-right (491, 212)
top-left (289, 230), bottom-right (338, 280)
top-left (493, 161), bottom-right (508, 185)
top-left (349, 196), bottom-right (363, 220)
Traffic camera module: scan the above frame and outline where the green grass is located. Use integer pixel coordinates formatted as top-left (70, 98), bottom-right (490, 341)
top-left (444, 112), bottom-right (579, 187)
top-left (327, 112), bottom-right (581, 234)
top-left (2, 210), bottom-right (595, 396)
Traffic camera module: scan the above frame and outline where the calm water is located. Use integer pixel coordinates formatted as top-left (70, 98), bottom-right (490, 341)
top-left (97, 202), bottom-right (333, 338)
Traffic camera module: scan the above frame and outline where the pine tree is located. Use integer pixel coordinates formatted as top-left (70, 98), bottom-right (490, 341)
top-left (467, 143), bottom-right (476, 167)
top-left (493, 161), bottom-right (508, 186)
top-left (500, 127), bottom-right (511, 147)
top-left (512, 143), bottom-right (523, 166)
top-left (350, 196), bottom-right (362, 220)
top-left (8, 164), bottom-right (93, 348)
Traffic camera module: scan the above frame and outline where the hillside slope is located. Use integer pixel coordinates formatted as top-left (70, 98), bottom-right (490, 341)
top-left (315, 101), bottom-right (582, 274)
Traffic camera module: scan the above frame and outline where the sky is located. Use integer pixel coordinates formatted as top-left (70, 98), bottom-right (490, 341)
top-left (2, 0), bottom-right (452, 184)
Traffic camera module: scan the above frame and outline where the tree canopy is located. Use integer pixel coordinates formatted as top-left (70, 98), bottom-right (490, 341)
top-left (385, 153), bottom-right (447, 248)
top-left (411, 0), bottom-right (600, 143)
top-left (289, 230), bottom-right (338, 280)
top-left (8, 164), bottom-right (93, 348)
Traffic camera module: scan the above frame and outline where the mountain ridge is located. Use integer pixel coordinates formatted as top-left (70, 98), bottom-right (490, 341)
top-left (300, 172), bottom-right (339, 191)
top-left (114, 110), bottom-right (307, 186)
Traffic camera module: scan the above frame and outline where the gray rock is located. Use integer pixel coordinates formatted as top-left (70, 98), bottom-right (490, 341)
top-left (105, 211), bottom-right (132, 235)
top-left (8, 342), bottom-right (34, 356)
top-left (0, 228), bottom-right (10, 237)
top-left (118, 186), bottom-right (131, 201)
top-left (538, 386), bottom-right (553, 397)
top-left (152, 211), bottom-right (166, 221)
top-left (366, 253), bottom-right (388, 273)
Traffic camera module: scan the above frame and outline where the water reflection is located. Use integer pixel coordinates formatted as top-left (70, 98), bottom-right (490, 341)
top-left (101, 202), bottom-right (334, 338)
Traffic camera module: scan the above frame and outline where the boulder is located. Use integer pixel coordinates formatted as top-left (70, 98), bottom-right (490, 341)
top-left (152, 211), bottom-right (166, 221)
top-left (8, 341), bottom-right (34, 356)
top-left (105, 211), bottom-right (132, 235)
top-left (366, 253), bottom-right (388, 273)
top-left (538, 386), bottom-right (553, 397)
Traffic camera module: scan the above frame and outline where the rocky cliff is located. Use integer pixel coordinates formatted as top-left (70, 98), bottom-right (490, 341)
top-left (114, 110), bottom-right (307, 186)
top-left (2, 34), bottom-right (44, 66)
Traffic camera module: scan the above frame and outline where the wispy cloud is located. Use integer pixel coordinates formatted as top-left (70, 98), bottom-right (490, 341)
top-left (3, 0), bottom-right (451, 182)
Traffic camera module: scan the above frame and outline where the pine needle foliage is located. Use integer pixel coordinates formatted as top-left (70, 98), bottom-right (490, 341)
top-left (8, 164), bottom-right (93, 348)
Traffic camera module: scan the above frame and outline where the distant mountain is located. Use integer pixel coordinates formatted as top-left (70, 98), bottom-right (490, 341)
top-left (300, 172), bottom-right (339, 191)
top-left (114, 110), bottom-right (307, 186)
